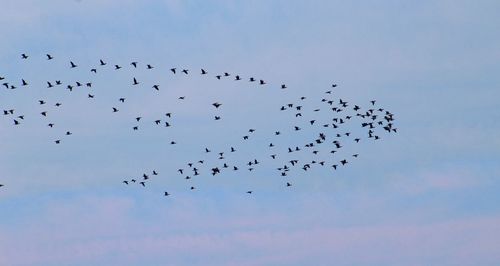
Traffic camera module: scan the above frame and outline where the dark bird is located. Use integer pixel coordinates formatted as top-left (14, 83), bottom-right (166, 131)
top-left (115, 65), bottom-right (121, 70)
top-left (247, 191), bottom-right (252, 194)
top-left (119, 98), bottom-right (125, 103)
top-left (22, 79), bottom-right (28, 86)
top-left (100, 59), bottom-right (106, 66)
top-left (70, 61), bottom-right (77, 68)
top-left (133, 77), bottom-right (139, 85)
top-left (281, 84), bottom-right (287, 89)
top-left (46, 54), bottom-right (53, 60)
top-left (212, 102), bottom-right (222, 108)
top-left (131, 62), bottom-right (138, 68)
top-left (112, 107), bottom-right (119, 112)
top-left (164, 192), bottom-right (170, 196)
top-left (88, 94), bottom-right (94, 98)
top-left (152, 85), bottom-right (159, 91)
top-left (182, 69), bottom-right (188, 74)
top-left (21, 53), bottom-right (28, 59)
top-left (123, 181), bottom-right (129, 185)
top-left (91, 68), bottom-right (97, 73)
top-left (201, 69), bottom-right (207, 74)
top-left (259, 80), bottom-right (266, 85)
top-left (170, 68), bottom-right (176, 74)
top-left (286, 182), bottom-right (292, 187)
top-left (140, 182), bottom-right (145, 187)
top-left (55, 140), bottom-right (61, 144)
top-left (147, 64), bottom-right (154, 69)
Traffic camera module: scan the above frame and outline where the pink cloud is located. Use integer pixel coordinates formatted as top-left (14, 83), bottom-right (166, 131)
top-left (0, 195), bottom-right (499, 266)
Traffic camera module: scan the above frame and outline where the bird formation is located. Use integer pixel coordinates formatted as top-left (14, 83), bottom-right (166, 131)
top-left (0, 53), bottom-right (398, 196)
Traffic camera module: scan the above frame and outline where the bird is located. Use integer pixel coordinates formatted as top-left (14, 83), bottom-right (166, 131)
top-left (70, 61), bottom-right (77, 68)
top-left (201, 69), bottom-right (207, 74)
top-left (21, 53), bottom-right (28, 59)
top-left (46, 54), bottom-right (53, 60)
top-left (112, 107), bottom-right (119, 112)
top-left (170, 68), bottom-right (176, 74)
top-left (212, 102), bottom-right (222, 108)
top-left (164, 192), bottom-right (170, 196)
top-left (100, 59), bottom-right (106, 66)
top-left (133, 78), bottom-right (139, 85)
top-left (131, 62), bottom-right (138, 68)
top-left (152, 85), bottom-right (159, 91)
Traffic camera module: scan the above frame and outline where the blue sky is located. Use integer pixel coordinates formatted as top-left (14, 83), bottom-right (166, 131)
top-left (0, 1), bottom-right (499, 265)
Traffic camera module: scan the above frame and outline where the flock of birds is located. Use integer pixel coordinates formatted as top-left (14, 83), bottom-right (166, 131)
top-left (0, 53), bottom-right (398, 196)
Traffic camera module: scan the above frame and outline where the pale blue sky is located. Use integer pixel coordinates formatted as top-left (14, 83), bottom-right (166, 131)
top-left (0, 1), bottom-right (499, 265)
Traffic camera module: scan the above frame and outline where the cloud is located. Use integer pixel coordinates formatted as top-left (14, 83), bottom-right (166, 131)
top-left (1, 193), bottom-right (499, 266)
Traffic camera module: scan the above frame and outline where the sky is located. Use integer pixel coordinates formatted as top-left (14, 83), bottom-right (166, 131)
top-left (0, 0), bottom-right (499, 265)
